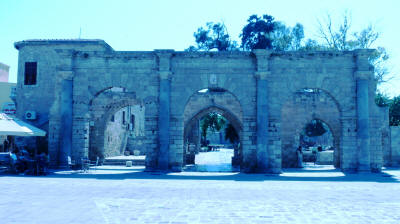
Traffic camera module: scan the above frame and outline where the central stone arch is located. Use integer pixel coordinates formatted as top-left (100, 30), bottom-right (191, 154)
top-left (171, 87), bottom-right (246, 170)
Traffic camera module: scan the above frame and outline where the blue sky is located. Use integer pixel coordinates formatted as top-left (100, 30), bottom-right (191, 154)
top-left (1, 0), bottom-right (399, 96)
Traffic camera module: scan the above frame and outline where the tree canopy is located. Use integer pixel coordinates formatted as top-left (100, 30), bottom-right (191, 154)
top-left (200, 112), bottom-right (226, 141)
top-left (187, 11), bottom-right (396, 91)
top-left (240, 14), bottom-right (275, 50)
top-left (304, 119), bottom-right (327, 137)
top-left (390, 96), bottom-right (400, 126)
top-left (375, 93), bottom-right (400, 126)
top-left (186, 22), bottom-right (238, 51)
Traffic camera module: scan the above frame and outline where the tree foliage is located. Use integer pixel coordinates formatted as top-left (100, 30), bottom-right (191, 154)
top-left (200, 113), bottom-right (226, 141)
top-left (375, 93), bottom-right (400, 126)
top-left (389, 96), bottom-right (400, 126)
top-left (271, 22), bottom-right (305, 51)
top-left (224, 123), bottom-right (239, 144)
top-left (240, 14), bottom-right (275, 50)
top-left (186, 22), bottom-right (238, 51)
top-left (304, 119), bottom-right (327, 137)
top-left (375, 92), bottom-right (390, 107)
top-left (187, 11), bottom-right (393, 85)
top-left (316, 12), bottom-right (390, 83)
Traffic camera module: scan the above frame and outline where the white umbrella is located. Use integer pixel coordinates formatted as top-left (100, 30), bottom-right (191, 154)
top-left (0, 113), bottom-right (46, 136)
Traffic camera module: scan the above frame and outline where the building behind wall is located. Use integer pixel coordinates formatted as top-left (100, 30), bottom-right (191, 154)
top-left (0, 62), bottom-right (10, 82)
top-left (0, 62), bottom-right (16, 115)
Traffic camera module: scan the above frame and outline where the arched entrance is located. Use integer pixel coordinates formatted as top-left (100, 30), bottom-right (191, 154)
top-left (88, 87), bottom-right (146, 162)
top-left (296, 119), bottom-right (338, 166)
top-left (182, 88), bottom-right (244, 171)
top-left (281, 88), bottom-right (342, 168)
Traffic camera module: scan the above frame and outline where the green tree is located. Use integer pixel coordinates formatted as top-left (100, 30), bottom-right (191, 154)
top-left (375, 92), bottom-right (390, 107)
top-left (271, 22), bottom-right (305, 51)
top-left (304, 119), bottom-right (327, 137)
top-left (224, 123), bottom-right (239, 144)
top-left (240, 14), bottom-right (275, 50)
top-left (316, 12), bottom-right (390, 83)
top-left (200, 113), bottom-right (227, 144)
top-left (390, 96), bottom-right (400, 126)
top-left (187, 22), bottom-right (238, 51)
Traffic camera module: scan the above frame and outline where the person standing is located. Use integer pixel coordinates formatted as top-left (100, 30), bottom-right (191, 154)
top-left (3, 138), bottom-right (9, 152)
top-left (297, 146), bottom-right (303, 168)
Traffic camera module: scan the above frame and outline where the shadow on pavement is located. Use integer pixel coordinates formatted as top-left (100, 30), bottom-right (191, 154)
top-left (1, 166), bottom-right (399, 183)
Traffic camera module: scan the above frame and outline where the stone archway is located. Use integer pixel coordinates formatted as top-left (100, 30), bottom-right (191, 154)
top-left (180, 88), bottom-right (244, 170)
top-left (88, 87), bottom-right (143, 160)
top-left (281, 88), bottom-right (342, 168)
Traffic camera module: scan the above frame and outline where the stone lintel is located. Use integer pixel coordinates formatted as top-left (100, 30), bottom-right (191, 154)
top-left (355, 71), bottom-right (374, 80)
top-left (255, 71), bottom-right (271, 80)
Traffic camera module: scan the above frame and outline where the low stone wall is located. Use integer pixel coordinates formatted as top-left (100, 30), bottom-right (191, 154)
top-left (317, 151), bottom-right (334, 165)
top-left (391, 126), bottom-right (400, 167)
top-left (303, 151), bottom-right (334, 165)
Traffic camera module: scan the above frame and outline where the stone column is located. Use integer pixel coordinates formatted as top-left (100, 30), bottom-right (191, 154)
top-left (253, 49), bottom-right (271, 172)
top-left (156, 50), bottom-right (174, 170)
top-left (356, 71), bottom-right (373, 171)
top-left (354, 49), bottom-right (374, 172)
top-left (59, 71), bottom-right (74, 168)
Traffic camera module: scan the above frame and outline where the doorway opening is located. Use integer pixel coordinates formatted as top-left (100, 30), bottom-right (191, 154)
top-left (183, 111), bottom-right (241, 172)
top-left (298, 119), bottom-right (336, 168)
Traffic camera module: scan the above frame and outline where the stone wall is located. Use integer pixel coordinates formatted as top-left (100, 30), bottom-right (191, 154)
top-left (13, 39), bottom-right (387, 173)
top-left (391, 126), bottom-right (400, 167)
top-left (281, 89), bottom-right (341, 167)
top-left (103, 109), bottom-right (128, 157)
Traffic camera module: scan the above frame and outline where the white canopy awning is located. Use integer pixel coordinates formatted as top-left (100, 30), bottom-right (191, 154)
top-left (0, 113), bottom-right (46, 137)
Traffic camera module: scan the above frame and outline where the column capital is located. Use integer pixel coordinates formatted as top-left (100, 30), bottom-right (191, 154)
top-left (155, 50), bottom-right (174, 73)
top-left (159, 71), bottom-right (173, 80)
top-left (255, 71), bottom-right (271, 80)
top-left (252, 49), bottom-right (272, 58)
top-left (355, 71), bottom-right (374, 80)
top-left (58, 71), bottom-right (74, 80)
top-left (353, 49), bottom-right (376, 58)
top-left (154, 49), bottom-right (175, 57)
top-left (252, 49), bottom-right (271, 73)
top-left (354, 49), bottom-right (376, 71)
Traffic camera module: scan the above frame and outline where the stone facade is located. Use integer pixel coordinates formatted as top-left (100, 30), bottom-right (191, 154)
top-left (390, 126), bottom-right (400, 167)
top-left (13, 39), bottom-right (389, 173)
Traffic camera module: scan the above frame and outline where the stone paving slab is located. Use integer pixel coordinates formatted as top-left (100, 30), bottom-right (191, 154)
top-left (1, 167), bottom-right (400, 224)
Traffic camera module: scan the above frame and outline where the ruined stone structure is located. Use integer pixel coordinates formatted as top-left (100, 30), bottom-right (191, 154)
top-left (14, 39), bottom-right (391, 173)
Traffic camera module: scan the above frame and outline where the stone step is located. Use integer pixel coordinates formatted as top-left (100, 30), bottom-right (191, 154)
top-left (103, 159), bottom-right (145, 166)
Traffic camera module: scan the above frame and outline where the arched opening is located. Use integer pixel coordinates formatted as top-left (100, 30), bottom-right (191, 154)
top-left (281, 88), bottom-right (342, 169)
top-left (182, 88), bottom-right (244, 172)
top-left (297, 119), bottom-right (338, 167)
top-left (183, 107), bottom-right (242, 172)
top-left (88, 87), bottom-right (146, 166)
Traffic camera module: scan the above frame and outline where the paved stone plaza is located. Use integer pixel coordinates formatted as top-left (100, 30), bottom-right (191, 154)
top-left (1, 166), bottom-right (400, 224)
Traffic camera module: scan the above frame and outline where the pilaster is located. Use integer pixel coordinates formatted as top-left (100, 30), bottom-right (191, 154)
top-left (155, 50), bottom-right (174, 171)
top-left (354, 50), bottom-right (374, 172)
top-left (253, 49), bottom-right (271, 172)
